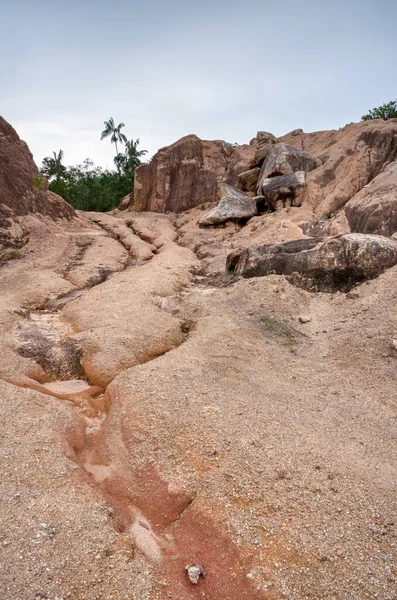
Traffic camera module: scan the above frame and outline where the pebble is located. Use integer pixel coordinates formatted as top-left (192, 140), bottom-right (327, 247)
top-left (298, 316), bottom-right (311, 324)
top-left (186, 564), bottom-right (206, 584)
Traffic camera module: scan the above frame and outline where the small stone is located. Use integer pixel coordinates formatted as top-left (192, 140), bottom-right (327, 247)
top-left (391, 340), bottom-right (397, 351)
top-left (298, 315), bottom-right (311, 324)
top-left (204, 405), bottom-right (218, 414)
top-left (36, 523), bottom-right (54, 540)
top-left (206, 449), bottom-right (218, 457)
top-left (185, 564), bottom-right (206, 584)
top-left (346, 291), bottom-right (360, 299)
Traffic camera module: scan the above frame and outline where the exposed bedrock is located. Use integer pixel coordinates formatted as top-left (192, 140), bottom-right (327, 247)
top-left (228, 233), bottom-right (397, 291)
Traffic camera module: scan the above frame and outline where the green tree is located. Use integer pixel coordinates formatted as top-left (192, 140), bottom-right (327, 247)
top-left (114, 138), bottom-right (147, 174)
top-left (361, 100), bottom-right (397, 121)
top-left (41, 125), bottom-right (147, 212)
top-left (41, 149), bottom-right (66, 180)
top-left (100, 117), bottom-right (127, 160)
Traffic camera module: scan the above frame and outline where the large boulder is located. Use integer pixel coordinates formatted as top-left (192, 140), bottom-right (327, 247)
top-left (237, 167), bottom-right (261, 192)
top-left (261, 171), bottom-right (306, 210)
top-left (130, 135), bottom-right (256, 213)
top-left (344, 161), bottom-right (397, 236)
top-left (257, 143), bottom-right (322, 194)
top-left (199, 183), bottom-right (257, 226)
top-left (227, 233), bottom-right (397, 291)
top-left (253, 131), bottom-right (277, 165)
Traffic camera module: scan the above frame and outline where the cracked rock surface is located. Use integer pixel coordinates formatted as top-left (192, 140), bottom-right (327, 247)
top-left (1, 204), bottom-right (397, 600)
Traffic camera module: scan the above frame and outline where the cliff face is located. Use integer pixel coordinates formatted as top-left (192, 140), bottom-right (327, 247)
top-left (0, 115), bottom-right (75, 260)
top-left (0, 116), bottom-right (74, 220)
top-left (131, 134), bottom-right (256, 213)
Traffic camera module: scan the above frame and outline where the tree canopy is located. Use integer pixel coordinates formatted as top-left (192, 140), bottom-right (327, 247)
top-left (41, 120), bottom-right (147, 212)
top-left (361, 100), bottom-right (397, 121)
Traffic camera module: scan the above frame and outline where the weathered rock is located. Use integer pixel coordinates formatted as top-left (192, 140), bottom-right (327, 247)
top-left (185, 564), bottom-right (206, 584)
top-left (199, 184), bottom-right (257, 226)
top-left (118, 191), bottom-right (133, 211)
top-left (237, 167), bottom-right (261, 192)
top-left (279, 120), bottom-right (397, 215)
top-left (254, 143), bottom-right (273, 166)
top-left (256, 131), bottom-right (277, 145)
top-left (344, 161), bottom-right (397, 236)
top-left (130, 135), bottom-right (256, 214)
top-left (254, 131), bottom-right (277, 165)
top-left (257, 143), bottom-right (322, 194)
top-left (84, 212), bottom-right (156, 261)
top-left (298, 315), bottom-right (311, 324)
top-left (0, 117), bottom-right (74, 220)
top-left (225, 143), bottom-right (257, 184)
top-left (131, 163), bottom-right (153, 212)
top-left (128, 121), bottom-right (397, 221)
top-left (0, 115), bottom-right (75, 259)
top-left (261, 171), bottom-right (306, 210)
top-left (228, 233), bottom-right (397, 291)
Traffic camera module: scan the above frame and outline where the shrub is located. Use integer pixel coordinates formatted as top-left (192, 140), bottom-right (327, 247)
top-left (32, 173), bottom-right (45, 189)
top-left (361, 100), bottom-right (397, 121)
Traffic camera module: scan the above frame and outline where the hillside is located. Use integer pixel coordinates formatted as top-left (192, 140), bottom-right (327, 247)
top-left (1, 116), bottom-right (397, 599)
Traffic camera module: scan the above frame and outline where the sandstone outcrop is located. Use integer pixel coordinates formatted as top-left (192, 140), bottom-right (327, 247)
top-left (130, 134), bottom-right (256, 213)
top-left (227, 233), bottom-right (397, 291)
top-left (0, 116), bottom-right (73, 219)
top-left (198, 183), bottom-right (257, 226)
top-left (0, 115), bottom-right (75, 261)
top-left (128, 120), bottom-right (397, 240)
top-left (84, 211), bottom-right (156, 261)
top-left (344, 161), bottom-right (397, 236)
top-left (4, 117), bottom-right (397, 600)
top-left (280, 119), bottom-right (397, 216)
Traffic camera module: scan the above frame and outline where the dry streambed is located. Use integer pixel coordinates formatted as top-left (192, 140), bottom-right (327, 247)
top-left (2, 212), bottom-right (397, 600)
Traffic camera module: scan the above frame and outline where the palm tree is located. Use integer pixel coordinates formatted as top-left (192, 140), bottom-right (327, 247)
top-left (100, 117), bottom-right (127, 158)
top-left (41, 149), bottom-right (66, 180)
top-left (125, 138), bottom-right (147, 167)
top-left (114, 138), bottom-right (148, 175)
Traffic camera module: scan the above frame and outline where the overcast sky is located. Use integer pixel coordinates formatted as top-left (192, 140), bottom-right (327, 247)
top-left (1, 0), bottom-right (396, 169)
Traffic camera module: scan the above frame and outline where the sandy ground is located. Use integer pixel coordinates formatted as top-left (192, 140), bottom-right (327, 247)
top-left (0, 209), bottom-right (396, 599)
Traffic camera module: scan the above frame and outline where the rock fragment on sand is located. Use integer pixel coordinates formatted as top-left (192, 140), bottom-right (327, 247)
top-left (185, 563), bottom-right (206, 584)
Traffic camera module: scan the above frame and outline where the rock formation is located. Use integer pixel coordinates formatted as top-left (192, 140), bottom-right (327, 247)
top-left (261, 171), bottom-right (307, 210)
top-left (128, 120), bottom-right (397, 242)
top-left (0, 116), bottom-right (75, 262)
top-left (345, 160), bottom-right (397, 235)
top-left (130, 134), bottom-right (256, 213)
top-left (256, 142), bottom-right (322, 193)
top-left (198, 183), bottom-right (257, 226)
top-left (280, 119), bottom-right (397, 217)
top-left (227, 233), bottom-right (397, 291)
top-left (2, 116), bottom-right (397, 600)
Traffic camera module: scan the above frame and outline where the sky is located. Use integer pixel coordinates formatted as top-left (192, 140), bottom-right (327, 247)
top-left (1, 0), bottom-right (397, 169)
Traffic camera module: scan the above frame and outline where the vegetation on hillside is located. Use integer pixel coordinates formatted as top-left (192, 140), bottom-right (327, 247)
top-left (40, 118), bottom-right (147, 212)
top-left (361, 100), bottom-right (397, 121)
